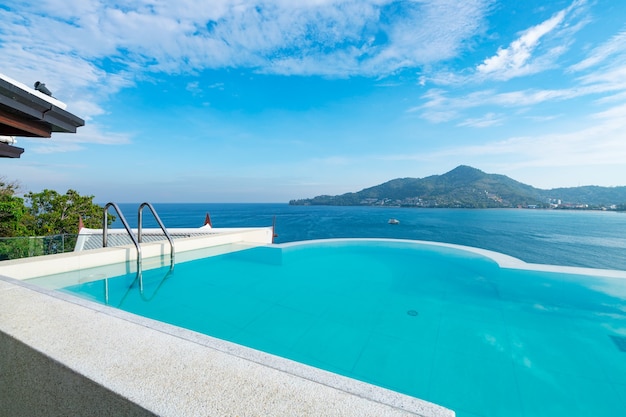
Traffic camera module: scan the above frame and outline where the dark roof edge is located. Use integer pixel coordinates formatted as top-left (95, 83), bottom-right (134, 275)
top-left (0, 141), bottom-right (25, 158)
top-left (0, 75), bottom-right (84, 132)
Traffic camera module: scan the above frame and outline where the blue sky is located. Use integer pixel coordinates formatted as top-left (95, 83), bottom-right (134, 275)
top-left (2, 0), bottom-right (626, 203)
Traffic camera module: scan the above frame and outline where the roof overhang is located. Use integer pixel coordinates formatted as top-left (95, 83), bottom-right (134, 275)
top-left (0, 141), bottom-right (24, 158)
top-left (0, 73), bottom-right (85, 158)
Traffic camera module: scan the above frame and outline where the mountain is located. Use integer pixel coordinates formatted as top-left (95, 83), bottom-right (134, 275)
top-left (289, 166), bottom-right (626, 209)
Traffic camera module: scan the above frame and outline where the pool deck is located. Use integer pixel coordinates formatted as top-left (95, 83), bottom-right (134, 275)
top-left (0, 233), bottom-right (454, 417)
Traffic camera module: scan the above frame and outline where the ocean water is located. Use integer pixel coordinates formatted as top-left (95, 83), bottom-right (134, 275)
top-left (110, 203), bottom-right (626, 270)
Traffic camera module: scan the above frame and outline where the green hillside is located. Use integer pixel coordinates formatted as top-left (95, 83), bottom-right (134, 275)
top-left (289, 166), bottom-right (626, 209)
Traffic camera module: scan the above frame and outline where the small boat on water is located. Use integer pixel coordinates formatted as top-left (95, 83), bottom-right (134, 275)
top-left (388, 218), bottom-right (400, 225)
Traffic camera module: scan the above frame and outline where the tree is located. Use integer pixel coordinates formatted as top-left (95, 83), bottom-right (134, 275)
top-left (0, 183), bottom-right (113, 260)
top-left (25, 189), bottom-right (107, 236)
top-left (0, 178), bottom-right (30, 259)
top-left (0, 177), bottom-right (20, 198)
top-left (0, 177), bottom-right (29, 237)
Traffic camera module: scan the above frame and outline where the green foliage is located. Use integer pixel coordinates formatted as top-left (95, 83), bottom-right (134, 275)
top-left (0, 177), bottom-right (29, 237)
top-left (290, 165), bottom-right (626, 208)
top-left (0, 177), bottom-right (20, 198)
top-left (548, 186), bottom-right (626, 206)
top-left (0, 235), bottom-right (75, 261)
top-left (290, 166), bottom-right (542, 207)
top-left (0, 180), bottom-right (115, 259)
top-left (0, 196), bottom-right (29, 237)
top-left (0, 238), bottom-right (33, 260)
top-left (25, 189), bottom-right (106, 236)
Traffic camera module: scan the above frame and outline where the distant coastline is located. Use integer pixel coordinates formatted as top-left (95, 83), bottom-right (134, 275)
top-left (289, 165), bottom-right (626, 210)
top-left (289, 201), bottom-right (626, 211)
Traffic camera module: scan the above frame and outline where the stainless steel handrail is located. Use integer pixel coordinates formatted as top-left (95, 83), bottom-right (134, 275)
top-left (103, 202), bottom-right (142, 272)
top-left (101, 202), bottom-right (175, 305)
top-left (138, 202), bottom-right (175, 267)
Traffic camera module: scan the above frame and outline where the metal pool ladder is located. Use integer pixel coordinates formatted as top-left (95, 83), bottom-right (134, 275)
top-left (138, 202), bottom-right (175, 267)
top-left (102, 202), bottom-right (175, 270)
top-left (103, 202), bottom-right (142, 272)
top-left (102, 202), bottom-right (175, 305)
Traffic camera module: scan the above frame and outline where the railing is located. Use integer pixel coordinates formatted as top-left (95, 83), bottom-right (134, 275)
top-left (138, 202), bottom-right (175, 267)
top-left (0, 203), bottom-right (176, 271)
top-left (103, 202), bottom-right (142, 271)
top-left (0, 234), bottom-right (77, 260)
top-left (101, 202), bottom-right (175, 303)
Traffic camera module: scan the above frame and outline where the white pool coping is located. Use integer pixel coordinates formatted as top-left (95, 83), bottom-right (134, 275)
top-left (0, 234), bottom-right (456, 417)
top-left (0, 227), bottom-right (275, 280)
top-left (281, 238), bottom-right (626, 279)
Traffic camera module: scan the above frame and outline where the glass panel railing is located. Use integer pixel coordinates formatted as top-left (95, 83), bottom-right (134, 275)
top-left (0, 234), bottom-right (78, 261)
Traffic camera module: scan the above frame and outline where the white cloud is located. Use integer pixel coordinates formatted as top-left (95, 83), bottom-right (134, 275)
top-left (2, 1), bottom-right (493, 79)
top-left (570, 31), bottom-right (626, 72)
top-left (525, 114), bottom-right (561, 122)
top-left (186, 81), bottom-right (201, 95)
top-left (363, 0), bottom-right (491, 73)
top-left (457, 112), bottom-right (503, 128)
top-left (473, 0), bottom-right (589, 82)
top-left (592, 101), bottom-right (626, 121)
top-left (418, 110), bottom-right (459, 123)
top-left (29, 124), bottom-right (132, 154)
top-left (0, 0), bottom-right (494, 151)
top-left (414, 76), bottom-right (626, 124)
top-left (433, 102), bottom-right (626, 169)
top-left (575, 57), bottom-right (626, 89)
top-left (477, 10), bottom-right (566, 79)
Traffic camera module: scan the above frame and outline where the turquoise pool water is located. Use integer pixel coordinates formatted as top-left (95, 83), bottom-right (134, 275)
top-left (60, 240), bottom-right (626, 417)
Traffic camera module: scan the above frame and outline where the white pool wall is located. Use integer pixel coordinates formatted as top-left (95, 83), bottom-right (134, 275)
top-left (0, 227), bottom-right (274, 280)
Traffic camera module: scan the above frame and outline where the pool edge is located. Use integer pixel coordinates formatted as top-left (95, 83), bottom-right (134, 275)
top-left (277, 238), bottom-right (626, 279)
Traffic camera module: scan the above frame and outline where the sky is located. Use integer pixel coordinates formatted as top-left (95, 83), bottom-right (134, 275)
top-left (2, 0), bottom-right (626, 203)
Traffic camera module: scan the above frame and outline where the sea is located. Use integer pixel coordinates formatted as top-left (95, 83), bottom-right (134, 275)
top-left (110, 203), bottom-right (626, 271)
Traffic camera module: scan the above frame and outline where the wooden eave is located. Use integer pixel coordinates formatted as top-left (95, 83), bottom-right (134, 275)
top-left (0, 141), bottom-right (24, 158)
top-left (0, 76), bottom-right (85, 158)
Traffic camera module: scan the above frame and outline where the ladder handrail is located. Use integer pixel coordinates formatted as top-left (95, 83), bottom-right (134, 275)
top-left (138, 202), bottom-right (175, 266)
top-left (103, 202), bottom-right (142, 270)
top-left (101, 202), bottom-right (176, 305)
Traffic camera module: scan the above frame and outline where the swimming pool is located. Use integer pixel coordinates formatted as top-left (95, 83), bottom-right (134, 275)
top-left (50, 239), bottom-right (626, 417)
